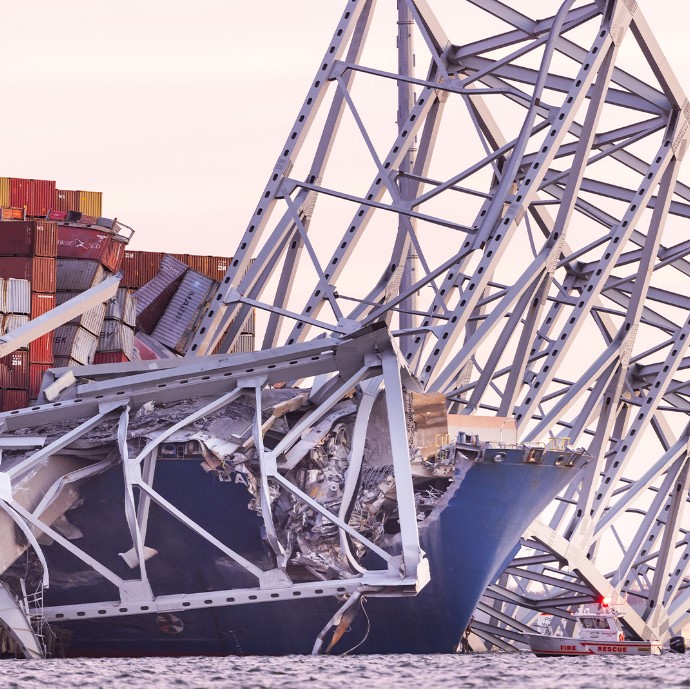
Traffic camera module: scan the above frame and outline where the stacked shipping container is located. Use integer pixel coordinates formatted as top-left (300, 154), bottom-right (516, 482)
top-left (0, 220), bottom-right (58, 410)
top-left (0, 175), bottom-right (257, 409)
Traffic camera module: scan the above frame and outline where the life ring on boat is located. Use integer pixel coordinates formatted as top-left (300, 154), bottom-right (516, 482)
top-left (156, 613), bottom-right (184, 635)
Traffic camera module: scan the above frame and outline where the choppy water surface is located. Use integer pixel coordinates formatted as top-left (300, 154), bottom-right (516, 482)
top-left (1, 653), bottom-right (689, 689)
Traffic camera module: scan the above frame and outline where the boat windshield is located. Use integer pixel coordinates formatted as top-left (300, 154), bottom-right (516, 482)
top-left (580, 616), bottom-right (611, 629)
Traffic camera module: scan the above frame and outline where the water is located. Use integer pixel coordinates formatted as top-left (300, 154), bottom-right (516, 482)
top-left (0, 653), bottom-right (689, 689)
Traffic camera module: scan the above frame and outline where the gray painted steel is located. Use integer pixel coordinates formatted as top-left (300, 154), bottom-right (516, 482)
top-left (184, 0), bottom-right (690, 648)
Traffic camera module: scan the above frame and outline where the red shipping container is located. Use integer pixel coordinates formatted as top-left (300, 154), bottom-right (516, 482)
top-left (54, 190), bottom-right (79, 213)
top-left (57, 225), bottom-right (111, 261)
top-left (29, 363), bottom-right (51, 399)
top-left (0, 350), bottom-right (29, 388)
top-left (10, 178), bottom-right (29, 211)
top-left (1, 388), bottom-right (29, 411)
top-left (94, 351), bottom-right (130, 364)
top-left (31, 292), bottom-right (56, 318)
top-left (28, 179), bottom-right (56, 217)
top-left (47, 210), bottom-right (67, 221)
top-left (29, 332), bottom-right (54, 364)
top-left (187, 254), bottom-right (213, 278)
top-left (0, 220), bottom-right (57, 257)
top-left (102, 236), bottom-right (127, 272)
top-left (0, 256), bottom-right (56, 292)
top-left (210, 256), bottom-right (231, 281)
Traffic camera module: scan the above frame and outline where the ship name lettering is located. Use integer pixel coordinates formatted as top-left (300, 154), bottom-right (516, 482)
top-left (559, 644), bottom-right (576, 651)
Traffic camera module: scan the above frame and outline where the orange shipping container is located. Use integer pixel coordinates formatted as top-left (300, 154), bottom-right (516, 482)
top-left (29, 333), bottom-right (53, 364)
top-left (31, 292), bottom-right (56, 318)
top-left (1, 208), bottom-right (25, 220)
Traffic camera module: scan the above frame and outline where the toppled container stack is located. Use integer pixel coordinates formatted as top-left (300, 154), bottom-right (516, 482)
top-left (121, 251), bottom-right (256, 355)
top-left (0, 176), bottom-right (256, 409)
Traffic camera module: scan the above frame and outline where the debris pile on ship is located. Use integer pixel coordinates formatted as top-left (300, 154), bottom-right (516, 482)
top-left (0, 320), bottom-right (589, 657)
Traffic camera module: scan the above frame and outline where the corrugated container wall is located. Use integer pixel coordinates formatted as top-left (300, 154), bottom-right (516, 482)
top-left (0, 221), bottom-right (58, 257)
top-left (1, 314), bottom-right (29, 335)
top-left (133, 332), bottom-right (177, 360)
top-left (53, 324), bottom-right (99, 365)
top-left (56, 291), bottom-right (107, 335)
top-left (30, 333), bottom-right (53, 364)
top-left (105, 289), bottom-right (136, 326)
top-left (56, 259), bottom-right (109, 291)
top-left (31, 292), bottom-right (56, 318)
top-left (0, 257), bottom-right (56, 292)
top-left (151, 270), bottom-right (214, 353)
top-left (0, 350), bottom-right (29, 388)
top-left (1, 389), bottom-right (29, 412)
top-left (103, 236), bottom-right (127, 272)
top-left (98, 320), bottom-right (134, 357)
top-left (122, 251), bottom-right (163, 288)
top-left (135, 255), bottom-right (187, 333)
top-left (28, 179), bottom-right (56, 217)
top-left (1, 209), bottom-right (24, 221)
top-left (29, 363), bottom-right (51, 399)
top-left (57, 226), bottom-right (111, 261)
top-left (3, 278), bottom-right (31, 315)
top-left (231, 333), bottom-right (255, 354)
top-left (78, 191), bottom-right (102, 217)
top-left (0, 178), bottom-right (10, 207)
top-left (10, 178), bottom-right (29, 211)
top-left (55, 190), bottom-right (80, 213)
top-left (94, 351), bottom-right (130, 364)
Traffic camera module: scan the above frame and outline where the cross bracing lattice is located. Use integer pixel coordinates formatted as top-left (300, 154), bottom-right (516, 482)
top-left (191, 0), bottom-right (690, 645)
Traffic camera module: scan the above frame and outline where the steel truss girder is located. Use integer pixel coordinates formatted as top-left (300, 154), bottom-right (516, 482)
top-left (177, 0), bottom-right (690, 649)
top-left (0, 326), bottom-right (428, 637)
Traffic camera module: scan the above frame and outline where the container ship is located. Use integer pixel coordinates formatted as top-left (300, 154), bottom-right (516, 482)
top-left (0, 178), bottom-right (588, 657)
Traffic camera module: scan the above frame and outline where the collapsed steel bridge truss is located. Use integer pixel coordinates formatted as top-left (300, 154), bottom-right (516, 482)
top-left (188, 0), bottom-right (690, 646)
top-left (0, 326), bottom-right (428, 656)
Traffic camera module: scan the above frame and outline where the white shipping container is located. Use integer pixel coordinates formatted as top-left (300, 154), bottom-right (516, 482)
top-left (151, 270), bottom-right (215, 352)
top-left (230, 333), bottom-right (255, 354)
top-left (56, 291), bottom-right (107, 335)
top-left (4, 278), bottom-right (31, 315)
top-left (98, 319), bottom-right (134, 357)
top-left (105, 288), bottom-right (136, 327)
top-left (53, 324), bottom-right (99, 365)
top-left (57, 258), bottom-right (110, 291)
top-left (1, 313), bottom-right (29, 335)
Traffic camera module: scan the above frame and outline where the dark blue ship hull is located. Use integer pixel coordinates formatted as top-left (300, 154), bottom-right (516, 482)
top-left (38, 448), bottom-right (578, 656)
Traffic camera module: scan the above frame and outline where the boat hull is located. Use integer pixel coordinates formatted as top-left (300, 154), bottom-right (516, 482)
top-left (37, 449), bottom-right (581, 656)
top-left (524, 633), bottom-right (661, 656)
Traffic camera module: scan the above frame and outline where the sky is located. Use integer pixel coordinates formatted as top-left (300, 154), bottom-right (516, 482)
top-left (0, 1), bottom-right (686, 257)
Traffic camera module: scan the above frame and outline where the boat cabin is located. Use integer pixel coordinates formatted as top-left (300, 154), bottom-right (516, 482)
top-left (576, 608), bottom-right (625, 642)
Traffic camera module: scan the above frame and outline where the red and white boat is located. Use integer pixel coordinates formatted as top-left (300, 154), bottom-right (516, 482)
top-left (524, 599), bottom-right (661, 657)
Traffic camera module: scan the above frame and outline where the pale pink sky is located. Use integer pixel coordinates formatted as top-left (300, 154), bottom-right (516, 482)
top-left (0, 1), bottom-right (684, 257)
